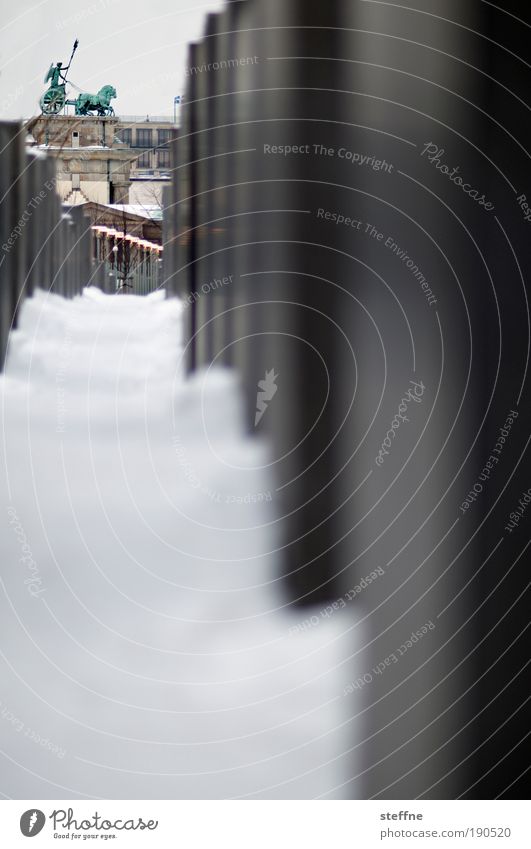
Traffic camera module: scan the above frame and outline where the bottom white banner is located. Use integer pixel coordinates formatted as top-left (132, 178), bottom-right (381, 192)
top-left (0, 800), bottom-right (527, 847)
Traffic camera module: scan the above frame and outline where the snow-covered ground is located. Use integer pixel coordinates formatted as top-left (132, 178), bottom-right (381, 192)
top-left (0, 288), bottom-right (357, 799)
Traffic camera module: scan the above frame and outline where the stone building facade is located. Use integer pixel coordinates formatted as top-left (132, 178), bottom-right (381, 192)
top-left (115, 117), bottom-right (174, 206)
top-left (27, 114), bottom-right (175, 206)
top-left (27, 115), bottom-right (132, 205)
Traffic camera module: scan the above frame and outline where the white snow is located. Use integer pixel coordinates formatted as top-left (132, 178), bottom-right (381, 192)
top-left (0, 287), bottom-right (358, 799)
top-left (104, 204), bottom-right (164, 221)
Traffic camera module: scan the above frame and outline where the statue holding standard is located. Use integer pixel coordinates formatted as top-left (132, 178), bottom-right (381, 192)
top-left (39, 40), bottom-right (117, 117)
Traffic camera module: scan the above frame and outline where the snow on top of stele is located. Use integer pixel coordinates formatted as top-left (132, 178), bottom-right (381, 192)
top-left (0, 288), bottom-right (357, 800)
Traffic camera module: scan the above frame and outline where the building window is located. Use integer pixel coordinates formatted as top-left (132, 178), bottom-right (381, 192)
top-left (136, 128), bottom-right (153, 148)
top-left (157, 149), bottom-right (170, 169)
top-left (120, 128), bottom-right (132, 146)
top-left (157, 129), bottom-right (172, 148)
top-left (136, 150), bottom-right (151, 168)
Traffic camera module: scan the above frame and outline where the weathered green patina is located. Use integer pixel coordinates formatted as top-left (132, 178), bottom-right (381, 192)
top-left (39, 40), bottom-right (117, 117)
top-left (74, 85), bottom-right (117, 116)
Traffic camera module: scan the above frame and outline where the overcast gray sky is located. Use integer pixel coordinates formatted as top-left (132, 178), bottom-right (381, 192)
top-left (0, 0), bottom-right (226, 120)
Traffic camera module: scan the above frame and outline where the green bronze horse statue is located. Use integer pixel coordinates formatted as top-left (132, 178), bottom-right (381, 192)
top-left (74, 85), bottom-right (116, 116)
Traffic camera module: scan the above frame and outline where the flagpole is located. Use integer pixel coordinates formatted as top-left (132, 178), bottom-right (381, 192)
top-left (173, 95), bottom-right (181, 125)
